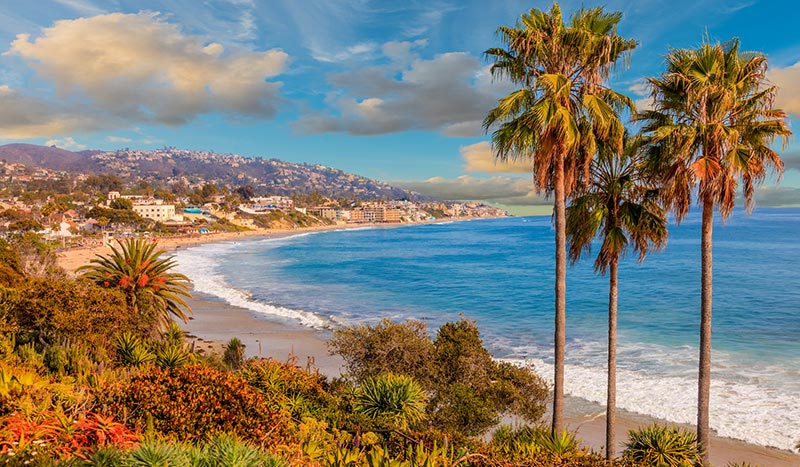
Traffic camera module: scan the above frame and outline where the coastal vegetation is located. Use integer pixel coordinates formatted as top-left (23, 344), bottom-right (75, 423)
top-left (0, 218), bottom-right (780, 466)
top-left (0, 2), bottom-right (792, 466)
top-left (77, 238), bottom-right (193, 328)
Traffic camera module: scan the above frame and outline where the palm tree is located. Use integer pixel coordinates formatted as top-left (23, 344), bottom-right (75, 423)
top-left (483, 2), bottom-right (636, 432)
top-left (566, 136), bottom-right (667, 459)
top-left (640, 38), bottom-right (790, 462)
top-left (78, 237), bottom-right (192, 329)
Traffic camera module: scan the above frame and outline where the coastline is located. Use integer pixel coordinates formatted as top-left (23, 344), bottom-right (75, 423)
top-left (56, 223), bottom-right (800, 466)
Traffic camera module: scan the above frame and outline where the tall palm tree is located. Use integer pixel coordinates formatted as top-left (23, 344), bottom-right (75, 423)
top-left (566, 136), bottom-right (667, 459)
top-left (78, 238), bottom-right (192, 329)
top-left (640, 38), bottom-right (790, 462)
top-left (483, 2), bottom-right (636, 432)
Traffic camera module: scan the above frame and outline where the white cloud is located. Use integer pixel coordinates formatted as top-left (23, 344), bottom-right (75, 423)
top-left (106, 136), bottom-right (133, 143)
top-left (3, 12), bottom-right (288, 137)
top-left (461, 141), bottom-right (532, 173)
top-left (45, 136), bottom-right (86, 150)
top-left (769, 61), bottom-right (800, 117)
top-left (394, 175), bottom-right (548, 206)
top-left (294, 43), bottom-right (509, 136)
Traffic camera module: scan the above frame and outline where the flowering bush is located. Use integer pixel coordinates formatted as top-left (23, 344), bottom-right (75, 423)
top-left (0, 411), bottom-right (139, 462)
top-left (99, 365), bottom-right (290, 446)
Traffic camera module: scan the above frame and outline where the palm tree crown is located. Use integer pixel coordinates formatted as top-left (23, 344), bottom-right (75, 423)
top-left (567, 137), bottom-right (667, 271)
top-left (641, 38), bottom-right (790, 218)
top-left (484, 3), bottom-right (637, 195)
top-left (78, 238), bottom-right (192, 328)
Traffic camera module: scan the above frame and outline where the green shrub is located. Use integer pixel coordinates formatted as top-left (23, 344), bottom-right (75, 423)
top-left (355, 373), bottom-right (427, 430)
top-left (10, 277), bottom-right (148, 350)
top-left (99, 365), bottom-right (290, 446)
top-left (329, 319), bottom-right (434, 384)
top-left (241, 358), bottom-right (334, 421)
top-left (330, 318), bottom-right (548, 436)
top-left (623, 424), bottom-right (702, 467)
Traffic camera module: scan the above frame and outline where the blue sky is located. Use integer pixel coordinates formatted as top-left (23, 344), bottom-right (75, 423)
top-left (1, 0), bottom-right (799, 213)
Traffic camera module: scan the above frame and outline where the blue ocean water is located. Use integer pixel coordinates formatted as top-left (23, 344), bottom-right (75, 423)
top-left (174, 208), bottom-right (800, 451)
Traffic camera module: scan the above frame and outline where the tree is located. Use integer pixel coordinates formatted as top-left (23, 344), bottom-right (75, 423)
top-left (566, 136), bottom-right (667, 459)
top-left (640, 38), bottom-right (790, 462)
top-left (109, 198), bottom-right (133, 210)
top-left (329, 318), bottom-right (548, 436)
top-left (234, 185), bottom-right (256, 201)
top-left (483, 2), bottom-right (636, 432)
top-left (78, 238), bottom-right (192, 330)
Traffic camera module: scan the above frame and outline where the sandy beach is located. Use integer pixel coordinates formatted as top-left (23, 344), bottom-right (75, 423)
top-left (56, 227), bottom-right (800, 467)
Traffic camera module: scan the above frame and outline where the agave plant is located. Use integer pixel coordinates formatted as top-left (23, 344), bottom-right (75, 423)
top-left (355, 373), bottom-right (427, 430)
top-left (126, 440), bottom-right (189, 467)
top-left (115, 332), bottom-right (156, 367)
top-left (155, 345), bottom-right (191, 369)
top-left (78, 238), bottom-right (192, 329)
top-left (623, 424), bottom-right (702, 467)
top-left (199, 433), bottom-right (287, 467)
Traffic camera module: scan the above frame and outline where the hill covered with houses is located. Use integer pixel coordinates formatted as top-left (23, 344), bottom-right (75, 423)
top-left (0, 144), bottom-right (415, 200)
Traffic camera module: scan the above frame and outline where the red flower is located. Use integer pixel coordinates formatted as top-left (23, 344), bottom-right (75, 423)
top-left (103, 281), bottom-right (110, 287)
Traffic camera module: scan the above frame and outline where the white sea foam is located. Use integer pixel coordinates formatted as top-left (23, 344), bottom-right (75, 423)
top-left (504, 347), bottom-right (800, 453)
top-left (173, 242), bottom-right (329, 329)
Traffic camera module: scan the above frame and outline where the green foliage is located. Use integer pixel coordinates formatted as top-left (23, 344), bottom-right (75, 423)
top-left (197, 433), bottom-right (288, 467)
top-left (126, 441), bottom-right (187, 467)
top-left (331, 318), bottom-right (547, 436)
top-left (109, 198), bottom-right (133, 211)
top-left (241, 358), bottom-right (334, 421)
top-left (223, 338), bottom-right (245, 370)
top-left (86, 206), bottom-right (145, 227)
top-left (355, 374), bottom-right (426, 431)
top-left (154, 345), bottom-right (191, 369)
top-left (115, 333), bottom-right (156, 367)
top-left (329, 319), bottom-right (435, 385)
top-left (78, 238), bottom-right (192, 329)
top-left (623, 424), bottom-right (702, 467)
top-left (8, 277), bottom-right (144, 350)
top-left (100, 365), bottom-right (289, 446)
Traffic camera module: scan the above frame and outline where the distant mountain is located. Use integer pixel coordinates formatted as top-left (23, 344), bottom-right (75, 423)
top-left (0, 144), bottom-right (419, 200)
top-left (0, 144), bottom-right (88, 171)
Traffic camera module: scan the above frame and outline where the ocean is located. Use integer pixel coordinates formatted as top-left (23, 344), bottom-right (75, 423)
top-left (173, 208), bottom-right (800, 452)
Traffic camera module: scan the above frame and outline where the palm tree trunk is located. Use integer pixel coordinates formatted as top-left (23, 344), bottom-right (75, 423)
top-left (606, 257), bottom-right (618, 460)
top-left (553, 155), bottom-right (567, 434)
top-left (697, 197), bottom-right (713, 464)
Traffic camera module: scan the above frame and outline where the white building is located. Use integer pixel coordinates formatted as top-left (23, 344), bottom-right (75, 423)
top-left (133, 203), bottom-right (176, 222)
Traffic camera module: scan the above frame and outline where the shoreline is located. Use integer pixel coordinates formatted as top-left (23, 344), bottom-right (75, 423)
top-left (56, 222), bottom-right (800, 466)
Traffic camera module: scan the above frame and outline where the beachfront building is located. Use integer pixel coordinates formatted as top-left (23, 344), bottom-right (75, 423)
top-left (349, 206), bottom-right (402, 223)
top-left (108, 191), bottom-right (177, 222)
top-left (132, 202), bottom-right (176, 222)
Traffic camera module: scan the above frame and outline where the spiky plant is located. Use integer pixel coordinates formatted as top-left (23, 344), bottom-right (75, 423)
top-left (223, 338), bottom-right (246, 370)
top-left (115, 332), bottom-right (155, 367)
top-left (155, 345), bottom-right (191, 369)
top-left (355, 373), bottom-right (427, 430)
top-left (623, 424), bottom-right (702, 467)
top-left (78, 238), bottom-right (192, 329)
top-left (127, 440), bottom-right (189, 467)
top-left (200, 433), bottom-right (288, 467)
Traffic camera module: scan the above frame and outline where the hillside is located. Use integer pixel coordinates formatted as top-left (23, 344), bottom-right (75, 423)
top-left (0, 144), bottom-right (418, 200)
